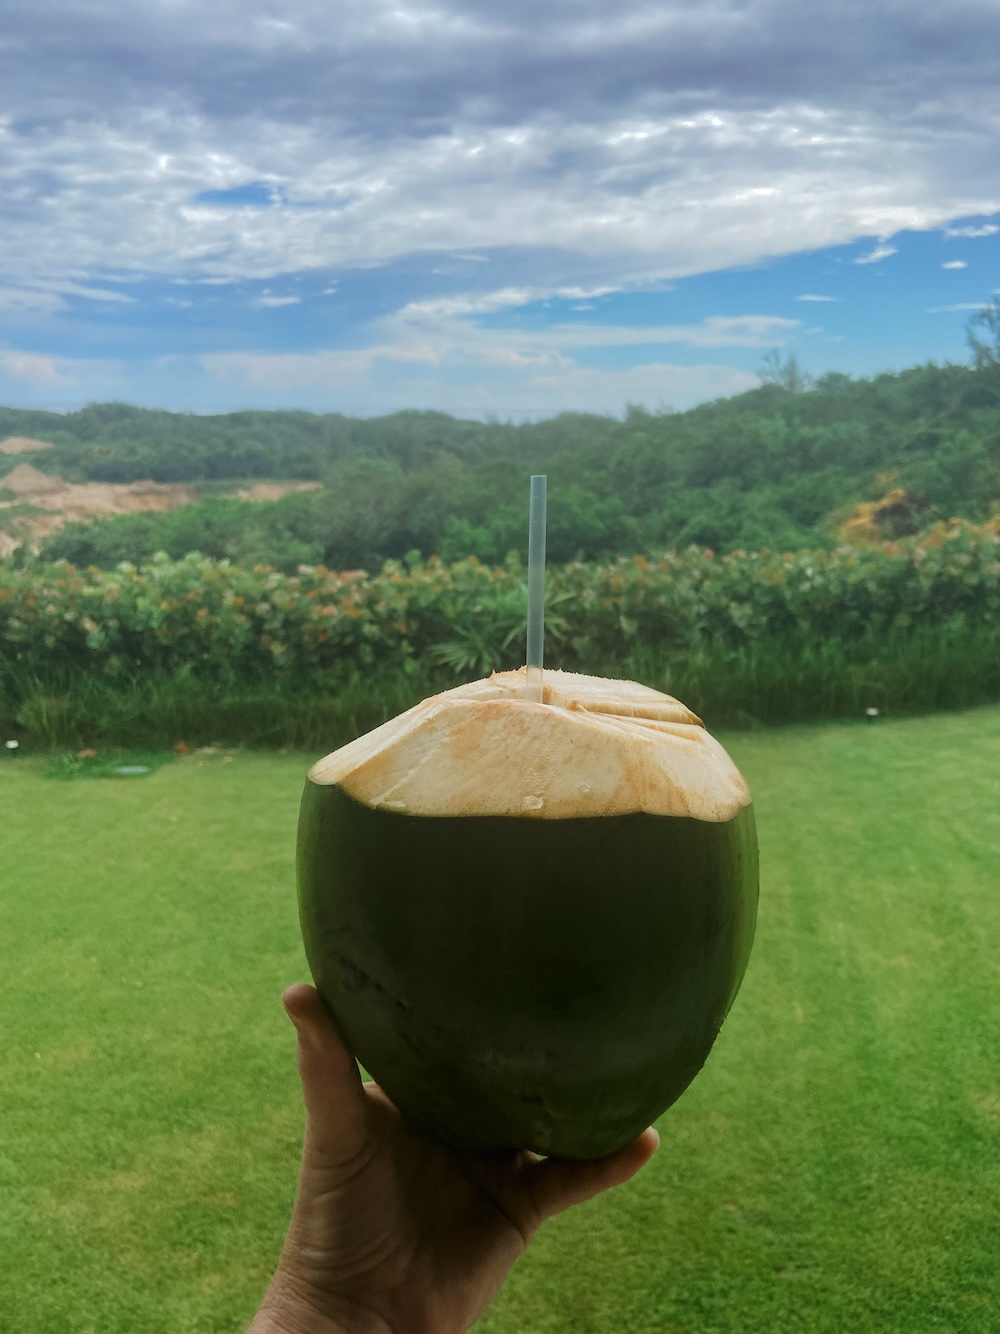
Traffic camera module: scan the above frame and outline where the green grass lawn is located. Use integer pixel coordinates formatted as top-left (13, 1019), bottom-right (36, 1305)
top-left (1, 709), bottom-right (999, 1333)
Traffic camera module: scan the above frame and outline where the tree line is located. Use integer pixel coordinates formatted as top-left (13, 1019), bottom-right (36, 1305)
top-left (4, 339), bottom-right (1000, 573)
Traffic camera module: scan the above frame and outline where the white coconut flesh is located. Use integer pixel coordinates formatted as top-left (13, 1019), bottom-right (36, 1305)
top-left (309, 668), bottom-right (750, 823)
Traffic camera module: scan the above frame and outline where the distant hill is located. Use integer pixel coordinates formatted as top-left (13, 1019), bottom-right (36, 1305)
top-left (3, 355), bottom-right (999, 571)
top-left (0, 463), bottom-right (318, 559)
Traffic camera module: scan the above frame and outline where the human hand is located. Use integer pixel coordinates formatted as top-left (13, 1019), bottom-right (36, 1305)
top-left (248, 983), bottom-right (659, 1334)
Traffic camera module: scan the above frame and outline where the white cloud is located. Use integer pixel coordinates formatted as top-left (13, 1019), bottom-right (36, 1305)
top-left (522, 315), bottom-right (800, 350)
top-left (201, 344), bottom-right (758, 415)
top-left (320, 310), bottom-right (805, 397)
top-left (200, 308), bottom-right (794, 412)
top-left (398, 288), bottom-right (539, 319)
top-left (55, 283), bottom-right (137, 304)
top-left (2, 0), bottom-right (1000, 418)
top-left (204, 347), bottom-right (380, 387)
top-left (0, 349), bottom-right (60, 383)
top-left (0, 2), bottom-right (998, 294)
top-left (197, 298), bottom-right (800, 415)
top-left (926, 302), bottom-right (988, 312)
top-left (944, 223), bottom-right (998, 238)
top-left (941, 260), bottom-right (967, 269)
top-left (853, 244), bottom-right (897, 265)
top-left (0, 280), bottom-right (136, 312)
top-left (398, 284), bottom-right (626, 320)
top-left (0, 348), bottom-right (124, 391)
top-left (555, 285), bottom-right (618, 301)
top-left (0, 289), bottom-right (67, 314)
top-left (522, 362), bottom-right (760, 415)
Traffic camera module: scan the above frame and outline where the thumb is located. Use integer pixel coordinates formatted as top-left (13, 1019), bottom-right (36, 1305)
top-left (282, 983), bottom-right (370, 1162)
top-left (523, 1127), bottom-right (660, 1222)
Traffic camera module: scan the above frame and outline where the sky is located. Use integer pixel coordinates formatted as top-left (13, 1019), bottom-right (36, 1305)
top-left (1, 0), bottom-right (999, 420)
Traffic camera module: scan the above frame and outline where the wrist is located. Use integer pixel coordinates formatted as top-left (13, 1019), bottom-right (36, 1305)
top-left (248, 1270), bottom-right (396, 1334)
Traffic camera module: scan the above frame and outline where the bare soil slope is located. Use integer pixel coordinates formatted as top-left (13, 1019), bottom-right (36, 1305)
top-left (0, 464), bottom-right (319, 556)
top-left (0, 436), bottom-right (54, 455)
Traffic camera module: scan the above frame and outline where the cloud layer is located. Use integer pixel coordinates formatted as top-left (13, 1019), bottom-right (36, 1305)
top-left (1, 1), bottom-right (998, 414)
top-left (2, 0), bottom-right (999, 290)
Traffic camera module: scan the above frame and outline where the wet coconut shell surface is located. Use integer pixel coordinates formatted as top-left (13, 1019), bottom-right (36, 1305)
top-left (297, 668), bottom-right (759, 1158)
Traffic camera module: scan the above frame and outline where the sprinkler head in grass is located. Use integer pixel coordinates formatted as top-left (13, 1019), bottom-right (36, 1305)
top-left (866, 707), bottom-right (880, 723)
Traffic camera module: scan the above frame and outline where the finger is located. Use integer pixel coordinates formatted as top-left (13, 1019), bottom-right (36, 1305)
top-left (524, 1127), bottom-right (660, 1222)
top-left (282, 984), bottom-right (370, 1160)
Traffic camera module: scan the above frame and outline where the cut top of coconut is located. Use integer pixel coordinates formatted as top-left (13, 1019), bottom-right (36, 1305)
top-left (309, 668), bottom-right (751, 823)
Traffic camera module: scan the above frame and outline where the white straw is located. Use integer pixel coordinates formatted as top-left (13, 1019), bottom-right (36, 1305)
top-left (526, 475), bottom-right (547, 703)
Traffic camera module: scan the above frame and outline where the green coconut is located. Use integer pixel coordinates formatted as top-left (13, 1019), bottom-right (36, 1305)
top-left (297, 668), bottom-right (758, 1159)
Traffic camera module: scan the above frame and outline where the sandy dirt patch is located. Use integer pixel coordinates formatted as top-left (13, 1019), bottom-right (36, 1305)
top-left (0, 465), bottom-right (321, 554)
top-left (228, 481), bottom-right (320, 502)
top-left (0, 436), bottom-right (54, 455)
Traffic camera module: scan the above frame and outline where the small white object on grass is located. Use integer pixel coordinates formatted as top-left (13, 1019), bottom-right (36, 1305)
top-left (5, 739), bottom-right (18, 750)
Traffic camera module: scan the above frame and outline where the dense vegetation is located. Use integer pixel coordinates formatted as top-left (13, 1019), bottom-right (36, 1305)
top-left (3, 519), bottom-right (998, 747)
top-left (5, 349), bottom-right (1000, 572)
top-left (4, 336), bottom-right (1000, 741)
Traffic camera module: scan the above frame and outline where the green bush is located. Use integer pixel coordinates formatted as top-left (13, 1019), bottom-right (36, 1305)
top-left (2, 520), bottom-right (999, 745)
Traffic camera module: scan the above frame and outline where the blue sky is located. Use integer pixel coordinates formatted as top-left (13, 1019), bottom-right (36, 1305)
top-left (1, 1), bottom-right (998, 419)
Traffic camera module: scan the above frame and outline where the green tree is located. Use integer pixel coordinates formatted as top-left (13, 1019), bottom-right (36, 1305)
top-left (313, 456), bottom-right (408, 569)
top-left (966, 299), bottom-right (1000, 370)
top-left (758, 350), bottom-right (814, 393)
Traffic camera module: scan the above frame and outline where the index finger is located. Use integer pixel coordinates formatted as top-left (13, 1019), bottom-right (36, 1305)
top-left (282, 983), bottom-right (371, 1163)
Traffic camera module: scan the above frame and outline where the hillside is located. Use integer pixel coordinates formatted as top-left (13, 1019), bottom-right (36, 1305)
top-left (2, 356), bottom-right (999, 570)
top-left (0, 462), bottom-right (319, 559)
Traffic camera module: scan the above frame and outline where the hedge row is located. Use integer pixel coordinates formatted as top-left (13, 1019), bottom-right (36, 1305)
top-left (1, 520), bottom-right (997, 693)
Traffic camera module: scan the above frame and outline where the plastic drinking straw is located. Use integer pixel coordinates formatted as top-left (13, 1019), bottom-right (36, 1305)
top-left (526, 475), bottom-right (547, 702)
